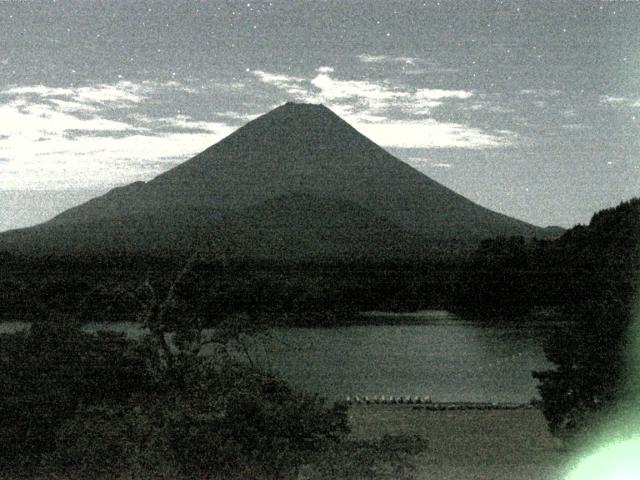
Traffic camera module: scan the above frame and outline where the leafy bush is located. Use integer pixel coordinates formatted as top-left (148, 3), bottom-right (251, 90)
top-left (162, 359), bottom-right (349, 478)
top-left (0, 318), bottom-right (154, 466)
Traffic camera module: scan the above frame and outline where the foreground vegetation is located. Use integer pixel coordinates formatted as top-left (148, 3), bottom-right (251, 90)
top-left (531, 199), bottom-right (640, 444)
top-left (0, 268), bottom-right (429, 479)
top-left (0, 197), bottom-right (638, 470)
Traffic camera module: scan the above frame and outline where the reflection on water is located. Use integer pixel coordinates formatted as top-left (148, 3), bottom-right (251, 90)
top-left (253, 315), bottom-right (559, 403)
top-left (0, 311), bottom-right (562, 403)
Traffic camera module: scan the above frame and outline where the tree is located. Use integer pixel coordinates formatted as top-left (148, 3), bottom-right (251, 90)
top-left (532, 198), bottom-right (640, 443)
top-left (533, 297), bottom-right (631, 441)
top-left (135, 253), bottom-right (350, 478)
top-left (0, 255), bottom-right (350, 478)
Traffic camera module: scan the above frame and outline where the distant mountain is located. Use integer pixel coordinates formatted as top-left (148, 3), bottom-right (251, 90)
top-left (0, 102), bottom-right (555, 260)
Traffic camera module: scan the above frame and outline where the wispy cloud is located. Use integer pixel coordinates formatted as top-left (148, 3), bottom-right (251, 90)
top-left (0, 81), bottom-right (235, 189)
top-left (600, 95), bottom-right (628, 105)
top-left (2, 70), bottom-right (516, 191)
top-left (252, 68), bottom-right (473, 113)
top-left (211, 110), bottom-right (263, 122)
top-left (598, 95), bottom-right (640, 109)
top-left (414, 89), bottom-right (472, 100)
top-left (251, 67), bottom-right (514, 149)
top-left (0, 100), bottom-right (135, 134)
top-left (356, 120), bottom-right (511, 149)
top-left (356, 54), bottom-right (459, 75)
top-left (3, 81), bottom-right (148, 105)
top-left (310, 73), bottom-right (411, 108)
top-left (406, 157), bottom-right (453, 168)
top-left (251, 70), bottom-right (309, 98)
top-left (357, 54), bottom-right (420, 65)
top-left (519, 89), bottom-right (562, 96)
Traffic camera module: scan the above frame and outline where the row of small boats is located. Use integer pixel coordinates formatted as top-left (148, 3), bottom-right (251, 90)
top-left (345, 395), bottom-right (431, 404)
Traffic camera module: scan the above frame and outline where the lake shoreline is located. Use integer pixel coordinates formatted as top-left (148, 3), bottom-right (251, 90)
top-left (0, 306), bottom-right (570, 332)
top-left (345, 401), bottom-right (537, 410)
top-left (1, 311), bottom-right (560, 404)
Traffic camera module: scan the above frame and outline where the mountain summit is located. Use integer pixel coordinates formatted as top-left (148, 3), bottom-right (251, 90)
top-left (0, 103), bottom-right (550, 259)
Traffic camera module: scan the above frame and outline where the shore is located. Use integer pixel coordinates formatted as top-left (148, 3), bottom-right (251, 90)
top-left (348, 404), bottom-right (570, 480)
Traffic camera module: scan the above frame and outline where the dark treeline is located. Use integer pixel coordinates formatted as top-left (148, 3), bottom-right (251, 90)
top-left (0, 253), bottom-right (459, 326)
top-left (531, 198), bottom-right (640, 442)
top-left (2, 199), bottom-right (638, 328)
top-left (456, 199), bottom-right (639, 315)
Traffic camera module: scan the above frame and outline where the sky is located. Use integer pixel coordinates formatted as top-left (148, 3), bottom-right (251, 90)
top-left (0, 0), bottom-right (639, 232)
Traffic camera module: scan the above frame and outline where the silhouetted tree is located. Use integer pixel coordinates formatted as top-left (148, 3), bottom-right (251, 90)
top-left (533, 198), bottom-right (640, 442)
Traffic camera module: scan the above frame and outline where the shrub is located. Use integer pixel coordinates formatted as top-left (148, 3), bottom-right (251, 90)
top-left (0, 318), bottom-right (155, 466)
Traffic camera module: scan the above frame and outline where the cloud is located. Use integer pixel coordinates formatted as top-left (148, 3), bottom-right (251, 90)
top-left (310, 73), bottom-right (411, 108)
top-left (252, 68), bottom-right (473, 114)
top-left (0, 100), bottom-right (136, 134)
top-left (48, 99), bottom-right (99, 113)
top-left (0, 125), bottom-right (234, 190)
top-left (404, 157), bottom-right (453, 169)
top-left (356, 120), bottom-right (511, 149)
top-left (0, 81), bottom-right (235, 189)
top-left (218, 111), bottom-right (262, 121)
top-left (414, 89), bottom-right (472, 101)
top-left (74, 82), bottom-right (145, 103)
top-left (3, 81), bottom-right (148, 105)
top-left (251, 68), bottom-right (511, 149)
top-left (598, 95), bottom-right (640, 108)
top-left (357, 54), bottom-right (420, 65)
top-left (251, 70), bottom-right (310, 99)
top-left (600, 95), bottom-right (628, 105)
top-left (136, 114), bottom-right (233, 133)
top-left (0, 132), bottom-right (227, 189)
top-left (1, 70), bottom-right (513, 191)
top-left (519, 89), bottom-right (561, 96)
top-left (3, 85), bottom-right (75, 97)
top-left (355, 54), bottom-right (460, 75)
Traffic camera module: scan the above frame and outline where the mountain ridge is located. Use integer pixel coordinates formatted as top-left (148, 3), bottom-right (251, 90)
top-left (0, 102), bottom-right (556, 259)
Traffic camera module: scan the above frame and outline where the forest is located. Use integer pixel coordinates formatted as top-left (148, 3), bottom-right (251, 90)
top-left (2, 197), bottom-right (637, 325)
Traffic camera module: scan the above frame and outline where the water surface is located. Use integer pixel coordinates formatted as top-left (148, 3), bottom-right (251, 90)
top-left (2, 311), bottom-right (560, 403)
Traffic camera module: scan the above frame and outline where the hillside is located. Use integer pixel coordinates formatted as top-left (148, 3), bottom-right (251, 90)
top-left (456, 197), bottom-right (640, 311)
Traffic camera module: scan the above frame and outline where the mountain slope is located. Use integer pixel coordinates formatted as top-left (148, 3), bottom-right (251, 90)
top-left (0, 102), bottom-right (550, 258)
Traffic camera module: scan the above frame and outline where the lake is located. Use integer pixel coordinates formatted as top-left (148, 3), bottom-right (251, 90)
top-left (1, 310), bottom-right (562, 403)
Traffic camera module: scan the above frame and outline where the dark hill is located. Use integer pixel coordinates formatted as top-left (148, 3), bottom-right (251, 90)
top-left (0, 102), bottom-right (552, 259)
top-left (215, 193), bottom-right (428, 261)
